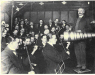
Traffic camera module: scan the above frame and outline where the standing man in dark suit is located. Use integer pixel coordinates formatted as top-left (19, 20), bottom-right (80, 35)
top-left (73, 8), bottom-right (91, 71)
top-left (42, 34), bottom-right (69, 74)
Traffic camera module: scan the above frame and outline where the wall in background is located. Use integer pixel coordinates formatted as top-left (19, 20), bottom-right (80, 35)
top-left (1, 12), bottom-right (9, 24)
top-left (24, 10), bottom-right (77, 25)
top-left (1, 2), bottom-right (12, 24)
top-left (23, 1), bottom-right (89, 25)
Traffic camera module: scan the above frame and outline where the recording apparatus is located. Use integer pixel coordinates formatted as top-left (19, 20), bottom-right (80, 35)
top-left (63, 32), bottom-right (95, 41)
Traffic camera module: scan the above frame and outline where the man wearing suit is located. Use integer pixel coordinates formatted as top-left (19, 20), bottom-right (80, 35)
top-left (42, 34), bottom-right (69, 74)
top-left (1, 29), bottom-right (7, 52)
top-left (73, 8), bottom-right (91, 71)
top-left (1, 38), bottom-right (36, 74)
top-left (38, 20), bottom-right (44, 34)
top-left (48, 19), bottom-right (54, 30)
top-left (53, 19), bottom-right (60, 32)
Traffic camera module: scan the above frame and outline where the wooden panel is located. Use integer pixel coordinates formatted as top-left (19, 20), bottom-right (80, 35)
top-left (61, 11), bottom-right (68, 22)
top-left (53, 11), bottom-right (60, 21)
top-left (5, 13), bottom-right (9, 24)
top-left (38, 11), bottom-right (44, 22)
top-left (24, 11), bottom-right (77, 25)
top-left (31, 1), bottom-right (88, 11)
top-left (1, 13), bottom-right (9, 24)
top-left (1, 12), bottom-right (4, 21)
top-left (44, 4), bottom-right (53, 11)
top-left (33, 4), bottom-right (44, 11)
top-left (24, 12), bottom-right (30, 21)
top-left (30, 12), bottom-right (37, 23)
top-left (44, 11), bottom-right (52, 24)
top-left (69, 11), bottom-right (77, 24)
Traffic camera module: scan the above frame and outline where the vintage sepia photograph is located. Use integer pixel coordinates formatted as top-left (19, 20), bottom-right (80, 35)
top-left (1, 0), bottom-right (95, 74)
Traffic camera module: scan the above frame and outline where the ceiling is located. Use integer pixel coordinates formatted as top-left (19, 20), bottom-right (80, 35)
top-left (1, 1), bottom-right (95, 17)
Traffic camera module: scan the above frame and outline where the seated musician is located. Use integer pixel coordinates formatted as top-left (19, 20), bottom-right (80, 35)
top-left (16, 37), bottom-right (24, 58)
top-left (29, 22), bottom-right (34, 32)
top-left (2, 28), bottom-right (13, 48)
top-left (1, 38), bottom-right (37, 74)
top-left (12, 29), bottom-right (19, 39)
top-left (5, 27), bottom-right (9, 34)
top-left (58, 20), bottom-right (66, 36)
top-left (42, 34), bottom-right (69, 74)
top-left (34, 33), bottom-right (39, 44)
top-left (20, 37), bottom-right (33, 58)
top-left (51, 26), bottom-right (56, 34)
top-left (38, 20), bottom-right (44, 33)
top-left (30, 36), bottom-right (35, 45)
top-left (53, 19), bottom-right (60, 31)
top-left (19, 28), bottom-right (26, 37)
top-left (1, 29), bottom-right (8, 51)
top-left (44, 29), bottom-right (50, 35)
top-left (34, 33), bottom-right (43, 46)
top-left (48, 19), bottom-right (54, 29)
top-left (34, 34), bottom-right (49, 73)
top-left (55, 33), bottom-right (67, 52)
top-left (20, 20), bottom-right (24, 26)
top-left (20, 24), bottom-right (24, 29)
top-left (44, 25), bottom-right (49, 30)
top-left (29, 30), bottom-right (35, 36)
top-left (15, 25), bottom-right (19, 30)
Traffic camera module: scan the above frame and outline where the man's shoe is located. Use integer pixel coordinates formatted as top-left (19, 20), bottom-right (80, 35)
top-left (81, 66), bottom-right (86, 71)
top-left (80, 68), bottom-right (86, 71)
top-left (76, 65), bottom-right (81, 68)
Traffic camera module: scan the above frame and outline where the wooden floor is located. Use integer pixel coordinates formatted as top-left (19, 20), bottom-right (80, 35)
top-left (34, 45), bottom-right (95, 74)
top-left (34, 40), bottom-right (95, 74)
top-left (62, 41), bottom-right (95, 74)
top-left (63, 55), bottom-right (94, 74)
top-left (33, 56), bottom-right (95, 74)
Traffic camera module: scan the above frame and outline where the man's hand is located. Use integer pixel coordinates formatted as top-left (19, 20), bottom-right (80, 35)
top-left (76, 30), bottom-right (81, 32)
top-left (31, 45), bottom-right (38, 55)
top-left (33, 45), bottom-right (38, 51)
top-left (31, 63), bottom-right (37, 66)
top-left (66, 51), bottom-right (70, 55)
top-left (40, 33), bottom-right (43, 36)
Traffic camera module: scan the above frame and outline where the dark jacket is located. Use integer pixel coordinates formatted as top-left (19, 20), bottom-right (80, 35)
top-left (1, 46), bottom-right (30, 74)
top-left (72, 16), bottom-right (91, 32)
top-left (72, 16), bottom-right (91, 43)
top-left (42, 43), bottom-right (68, 74)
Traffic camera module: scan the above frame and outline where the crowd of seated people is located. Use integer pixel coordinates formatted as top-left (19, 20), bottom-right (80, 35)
top-left (1, 18), bottom-right (75, 74)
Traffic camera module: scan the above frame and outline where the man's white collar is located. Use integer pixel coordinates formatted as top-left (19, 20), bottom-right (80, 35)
top-left (48, 42), bottom-right (53, 46)
top-left (79, 15), bottom-right (83, 18)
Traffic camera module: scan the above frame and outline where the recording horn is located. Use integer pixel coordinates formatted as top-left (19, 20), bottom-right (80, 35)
top-left (63, 32), bottom-right (95, 41)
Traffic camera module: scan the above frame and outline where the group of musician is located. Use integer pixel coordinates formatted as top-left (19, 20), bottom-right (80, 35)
top-left (2, 18), bottom-right (72, 52)
top-left (1, 17), bottom-right (72, 74)
top-left (1, 7), bottom-right (95, 74)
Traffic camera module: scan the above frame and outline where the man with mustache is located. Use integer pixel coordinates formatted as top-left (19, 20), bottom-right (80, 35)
top-left (73, 8), bottom-right (91, 71)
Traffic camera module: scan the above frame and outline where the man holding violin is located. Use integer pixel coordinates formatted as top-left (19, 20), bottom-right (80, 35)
top-left (1, 38), bottom-right (38, 74)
